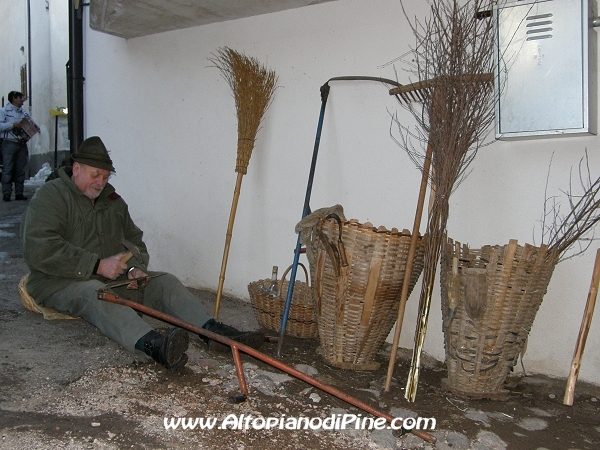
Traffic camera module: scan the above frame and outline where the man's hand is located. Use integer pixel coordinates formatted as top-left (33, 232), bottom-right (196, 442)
top-left (126, 267), bottom-right (148, 289)
top-left (13, 121), bottom-right (23, 129)
top-left (96, 252), bottom-right (129, 280)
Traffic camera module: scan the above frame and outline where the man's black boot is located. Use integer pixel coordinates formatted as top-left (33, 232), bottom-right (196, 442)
top-left (136, 328), bottom-right (189, 370)
top-left (202, 319), bottom-right (264, 353)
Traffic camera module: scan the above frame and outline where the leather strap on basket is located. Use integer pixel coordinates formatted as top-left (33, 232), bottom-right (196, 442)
top-left (317, 213), bottom-right (349, 277)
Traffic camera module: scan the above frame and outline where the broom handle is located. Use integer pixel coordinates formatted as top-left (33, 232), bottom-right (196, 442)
top-left (384, 137), bottom-right (433, 392)
top-left (563, 247), bottom-right (600, 406)
top-left (214, 172), bottom-right (244, 318)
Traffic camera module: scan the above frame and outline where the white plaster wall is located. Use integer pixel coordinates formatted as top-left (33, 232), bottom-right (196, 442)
top-left (48, 0), bottom-right (70, 152)
top-left (82, 0), bottom-right (600, 385)
top-left (28, 0), bottom-right (51, 158)
top-left (0, 1), bottom-right (28, 104)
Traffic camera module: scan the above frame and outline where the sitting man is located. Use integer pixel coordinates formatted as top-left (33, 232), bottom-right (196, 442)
top-left (21, 136), bottom-right (264, 370)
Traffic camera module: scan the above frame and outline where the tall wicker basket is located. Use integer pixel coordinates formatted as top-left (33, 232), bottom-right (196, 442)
top-left (440, 237), bottom-right (558, 399)
top-left (310, 217), bottom-right (426, 370)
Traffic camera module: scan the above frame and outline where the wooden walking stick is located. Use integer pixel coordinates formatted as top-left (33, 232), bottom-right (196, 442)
top-left (563, 248), bottom-right (600, 406)
top-left (210, 47), bottom-right (278, 318)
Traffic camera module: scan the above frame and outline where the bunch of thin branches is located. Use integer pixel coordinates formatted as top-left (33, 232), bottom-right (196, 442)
top-left (209, 47), bottom-right (278, 174)
top-left (393, 0), bottom-right (496, 185)
top-left (392, 0), bottom-right (497, 402)
top-left (538, 151), bottom-right (600, 262)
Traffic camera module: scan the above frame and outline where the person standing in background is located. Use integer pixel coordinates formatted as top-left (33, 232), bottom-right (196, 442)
top-left (0, 91), bottom-right (31, 202)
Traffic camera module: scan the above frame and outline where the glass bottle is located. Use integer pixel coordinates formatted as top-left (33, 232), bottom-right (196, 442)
top-left (260, 265), bottom-right (280, 297)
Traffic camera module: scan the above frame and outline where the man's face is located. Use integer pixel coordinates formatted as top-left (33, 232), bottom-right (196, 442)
top-left (72, 162), bottom-right (110, 200)
top-left (11, 96), bottom-right (24, 107)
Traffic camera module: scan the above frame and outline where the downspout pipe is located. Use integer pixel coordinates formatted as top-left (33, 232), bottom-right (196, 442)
top-left (68, 0), bottom-right (85, 154)
top-left (27, 0), bottom-right (32, 110)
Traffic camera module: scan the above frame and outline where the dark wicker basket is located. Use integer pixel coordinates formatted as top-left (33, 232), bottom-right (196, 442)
top-left (440, 237), bottom-right (558, 398)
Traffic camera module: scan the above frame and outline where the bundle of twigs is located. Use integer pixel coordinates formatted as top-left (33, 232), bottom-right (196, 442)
top-left (539, 151), bottom-right (600, 262)
top-left (392, 0), bottom-right (496, 401)
top-left (209, 47), bottom-right (278, 317)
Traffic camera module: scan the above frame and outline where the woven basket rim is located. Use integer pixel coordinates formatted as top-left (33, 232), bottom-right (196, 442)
top-left (248, 279), bottom-right (313, 305)
top-left (333, 218), bottom-right (424, 238)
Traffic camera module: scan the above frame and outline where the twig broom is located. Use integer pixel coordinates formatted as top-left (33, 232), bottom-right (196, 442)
top-left (209, 47), bottom-right (278, 318)
top-left (392, 0), bottom-right (496, 401)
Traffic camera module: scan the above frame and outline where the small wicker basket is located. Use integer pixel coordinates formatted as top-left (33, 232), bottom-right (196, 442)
top-left (248, 263), bottom-right (318, 339)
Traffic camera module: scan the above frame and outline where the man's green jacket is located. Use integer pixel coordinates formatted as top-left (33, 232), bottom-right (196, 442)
top-left (21, 167), bottom-right (149, 304)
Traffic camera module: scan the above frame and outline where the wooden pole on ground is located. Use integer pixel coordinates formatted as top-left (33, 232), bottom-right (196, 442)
top-left (384, 137), bottom-right (432, 391)
top-left (563, 248), bottom-right (600, 406)
top-left (385, 82), bottom-right (444, 394)
top-left (214, 172), bottom-right (244, 318)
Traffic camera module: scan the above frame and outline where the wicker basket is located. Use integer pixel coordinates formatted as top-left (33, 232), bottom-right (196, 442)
top-left (440, 237), bottom-right (558, 399)
top-left (248, 263), bottom-right (318, 339)
top-left (311, 216), bottom-right (426, 370)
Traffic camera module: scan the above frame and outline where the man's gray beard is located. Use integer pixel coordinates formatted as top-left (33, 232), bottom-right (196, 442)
top-left (84, 188), bottom-right (102, 200)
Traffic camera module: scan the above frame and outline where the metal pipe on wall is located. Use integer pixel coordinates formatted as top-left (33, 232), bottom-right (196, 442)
top-left (68, 0), bottom-right (84, 154)
top-left (27, 0), bottom-right (32, 109)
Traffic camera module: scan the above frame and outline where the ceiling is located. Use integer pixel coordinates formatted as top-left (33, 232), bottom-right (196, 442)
top-left (89, 0), bottom-right (338, 40)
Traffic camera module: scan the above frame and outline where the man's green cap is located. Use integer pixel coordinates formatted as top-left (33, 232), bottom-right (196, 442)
top-left (72, 136), bottom-right (115, 172)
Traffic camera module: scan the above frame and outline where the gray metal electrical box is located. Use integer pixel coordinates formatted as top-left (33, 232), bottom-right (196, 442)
top-left (494, 0), bottom-right (597, 139)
